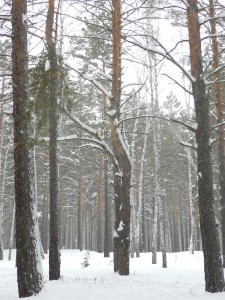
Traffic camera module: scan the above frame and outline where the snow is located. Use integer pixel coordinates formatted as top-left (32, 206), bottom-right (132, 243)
top-left (107, 109), bottom-right (117, 117)
top-left (22, 14), bottom-right (27, 24)
top-left (1, 249), bottom-right (225, 300)
top-left (218, 12), bottom-right (225, 18)
top-left (115, 172), bottom-right (123, 178)
top-left (117, 220), bottom-right (125, 231)
top-left (83, 74), bottom-right (112, 98)
top-left (45, 60), bottom-right (50, 71)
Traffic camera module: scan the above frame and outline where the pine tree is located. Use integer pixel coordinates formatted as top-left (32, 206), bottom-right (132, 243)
top-left (12, 0), bottom-right (43, 296)
top-left (186, 0), bottom-right (225, 292)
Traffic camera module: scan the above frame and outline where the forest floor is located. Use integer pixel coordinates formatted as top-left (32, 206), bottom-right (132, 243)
top-left (1, 249), bottom-right (225, 299)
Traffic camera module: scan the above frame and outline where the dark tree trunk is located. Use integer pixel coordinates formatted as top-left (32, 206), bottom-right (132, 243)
top-left (208, 0), bottom-right (225, 268)
top-left (187, 0), bottom-right (225, 292)
top-left (12, 0), bottom-right (43, 297)
top-left (48, 40), bottom-right (60, 280)
top-left (46, 0), bottom-right (61, 280)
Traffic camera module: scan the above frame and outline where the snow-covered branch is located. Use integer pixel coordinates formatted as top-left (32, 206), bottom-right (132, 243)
top-left (162, 74), bottom-right (192, 95)
top-left (57, 104), bottom-right (118, 167)
top-left (65, 63), bottom-right (112, 99)
top-left (0, 15), bottom-right (11, 21)
top-left (83, 74), bottom-right (112, 98)
top-left (180, 141), bottom-right (197, 151)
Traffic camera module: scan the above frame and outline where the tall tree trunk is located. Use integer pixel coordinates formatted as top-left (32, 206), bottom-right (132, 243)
top-left (172, 155), bottom-right (179, 252)
top-left (97, 159), bottom-right (103, 253)
top-left (46, 0), bottom-right (61, 280)
top-left (187, 148), bottom-right (195, 254)
top-left (41, 147), bottom-right (49, 254)
top-left (136, 117), bottom-right (151, 257)
top-left (104, 156), bottom-right (111, 257)
top-left (0, 142), bottom-right (9, 260)
top-left (208, 0), bottom-right (225, 267)
top-left (12, 0), bottom-right (43, 296)
top-left (78, 157), bottom-right (83, 251)
top-left (187, 0), bottom-right (224, 292)
top-left (0, 102), bottom-right (5, 261)
top-left (102, 80), bottom-right (111, 257)
top-left (129, 118), bottom-right (138, 258)
top-left (111, 0), bottom-right (131, 275)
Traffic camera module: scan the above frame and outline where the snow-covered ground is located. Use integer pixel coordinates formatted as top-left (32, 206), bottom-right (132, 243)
top-left (1, 249), bottom-right (225, 300)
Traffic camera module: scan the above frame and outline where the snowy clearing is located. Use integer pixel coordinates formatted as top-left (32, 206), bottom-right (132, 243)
top-left (1, 250), bottom-right (225, 300)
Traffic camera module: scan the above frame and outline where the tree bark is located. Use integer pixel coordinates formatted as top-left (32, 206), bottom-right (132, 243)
top-left (111, 0), bottom-right (131, 275)
top-left (41, 146), bottom-right (49, 254)
top-left (12, 0), bottom-right (43, 296)
top-left (104, 156), bottom-right (111, 257)
top-left (97, 158), bottom-right (103, 253)
top-left (46, 0), bottom-right (61, 280)
top-left (208, 0), bottom-right (225, 267)
top-left (187, 0), bottom-right (225, 292)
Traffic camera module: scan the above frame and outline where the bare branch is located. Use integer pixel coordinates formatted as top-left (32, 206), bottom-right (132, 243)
top-left (162, 73), bottom-right (192, 95)
top-left (118, 114), bottom-right (197, 132)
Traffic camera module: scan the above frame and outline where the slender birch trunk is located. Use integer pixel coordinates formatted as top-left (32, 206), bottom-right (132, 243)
top-left (8, 202), bottom-right (15, 261)
top-left (130, 118), bottom-right (138, 258)
top-left (187, 148), bottom-right (195, 254)
top-left (78, 157), bottom-right (83, 251)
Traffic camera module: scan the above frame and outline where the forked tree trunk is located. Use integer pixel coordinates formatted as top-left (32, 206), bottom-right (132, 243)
top-left (111, 0), bottom-right (131, 275)
top-left (187, 0), bottom-right (224, 292)
top-left (208, 0), bottom-right (225, 267)
top-left (12, 0), bottom-right (43, 296)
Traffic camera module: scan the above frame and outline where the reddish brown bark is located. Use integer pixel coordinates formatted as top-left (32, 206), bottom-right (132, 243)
top-left (110, 0), bottom-right (131, 275)
top-left (187, 0), bottom-right (224, 292)
top-left (209, 0), bottom-right (225, 268)
top-left (46, 0), bottom-right (61, 280)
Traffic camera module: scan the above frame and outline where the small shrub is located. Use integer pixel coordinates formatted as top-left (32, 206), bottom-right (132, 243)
top-left (81, 251), bottom-right (90, 268)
